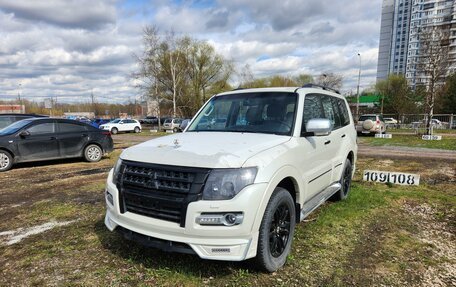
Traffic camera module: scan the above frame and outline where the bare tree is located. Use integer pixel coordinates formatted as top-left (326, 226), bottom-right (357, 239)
top-left (316, 72), bottom-right (343, 91)
top-left (415, 25), bottom-right (450, 135)
top-left (239, 64), bottom-right (255, 88)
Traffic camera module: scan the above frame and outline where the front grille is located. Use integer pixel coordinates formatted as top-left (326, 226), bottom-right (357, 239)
top-left (117, 160), bottom-right (210, 227)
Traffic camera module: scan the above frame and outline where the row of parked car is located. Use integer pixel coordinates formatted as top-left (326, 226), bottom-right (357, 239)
top-left (0, 113), bottom-right (195, 172)
top-left (140, 116), bottom-right (191, 132)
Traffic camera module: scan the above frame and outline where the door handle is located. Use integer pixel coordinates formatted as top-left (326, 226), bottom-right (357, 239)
top-left (324, 140), bottom-right (331, 145)
top-left (82, 134), bottom-right (88, 137)
top-left (341, 134), bottom-right (346, 138)
top-left (50, 136), bottom-right (57, 140)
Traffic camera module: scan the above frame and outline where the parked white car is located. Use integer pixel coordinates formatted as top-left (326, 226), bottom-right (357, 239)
top-left (100, 119), bottom-right (141, 134)
top-left (104, 85), bottom-right (357, 272)
top-left (383, 117), bottom-right (398, 124)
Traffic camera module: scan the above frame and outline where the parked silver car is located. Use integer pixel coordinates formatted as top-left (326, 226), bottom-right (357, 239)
top-left (163, 118), bottom-right (182, 132)
top-left (356, 114), bottom-right (386, 135)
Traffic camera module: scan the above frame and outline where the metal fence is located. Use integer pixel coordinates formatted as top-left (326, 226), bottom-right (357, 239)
top-left (382, 114), bottom-right (455, 130)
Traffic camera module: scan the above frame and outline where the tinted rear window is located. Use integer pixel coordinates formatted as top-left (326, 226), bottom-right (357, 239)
top-left (359, 115), bottom-right (376, 121)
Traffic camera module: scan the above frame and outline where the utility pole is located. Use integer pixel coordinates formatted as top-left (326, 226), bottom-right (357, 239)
top-left (356, 53), bottom-right (361, 120)
top-left (18, 83), bottom-right (23, 112)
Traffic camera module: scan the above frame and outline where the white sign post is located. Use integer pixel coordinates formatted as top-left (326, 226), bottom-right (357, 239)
top-left (363, 170), bottom-right (420, 186)
top-left (375, 133), bottom-right (392, 139)
top-left (422, 135), bottom-right (442, 141)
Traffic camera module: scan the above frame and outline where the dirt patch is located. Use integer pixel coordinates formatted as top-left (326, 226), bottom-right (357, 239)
top-left (403, 202), bottom-right (456, 287)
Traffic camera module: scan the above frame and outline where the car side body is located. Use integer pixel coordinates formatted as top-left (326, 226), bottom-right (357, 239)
top-left (0, 118), bottom-right (113, 171)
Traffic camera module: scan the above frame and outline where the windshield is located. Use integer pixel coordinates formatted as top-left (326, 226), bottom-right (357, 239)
top-left (0, 119), bottom-right (33, 136)
top-left (187, 92), bottom-right (297, 135)
top-left (110, 119), bottom-right (121, 123)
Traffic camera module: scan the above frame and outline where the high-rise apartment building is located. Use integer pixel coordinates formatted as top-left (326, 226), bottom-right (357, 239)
top-left (376, 0), bottom-right (456, 85)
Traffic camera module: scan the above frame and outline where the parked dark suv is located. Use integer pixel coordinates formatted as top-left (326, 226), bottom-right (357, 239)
top-left (0, 113), bottom-right (48, 129)
top-left (0, 118), bottom-right (114, 172)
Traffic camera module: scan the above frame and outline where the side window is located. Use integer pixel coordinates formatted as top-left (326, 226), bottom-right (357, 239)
top-left (321, 96), bottom-right (337, 128)
top-left (302, 94), bottom-right (324, 134)
top-left (329, 97), bottom-right (343, 129)
top-left (336, 98), bottom-right (351, 126)
top-left (27, 123), bottom-right (55, 135)
top-left (58, 123), bottom-right (86, 133)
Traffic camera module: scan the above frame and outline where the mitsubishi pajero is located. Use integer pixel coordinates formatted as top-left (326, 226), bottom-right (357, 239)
top-left (104, 84), bottom-right (357, 272)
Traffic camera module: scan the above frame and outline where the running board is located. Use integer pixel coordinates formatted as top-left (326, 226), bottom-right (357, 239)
top-left (300, 183), bottom-right (341, 221)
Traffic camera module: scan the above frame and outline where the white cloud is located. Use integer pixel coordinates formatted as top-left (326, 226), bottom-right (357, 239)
top-left (0, 0), bottom-right (383, 103)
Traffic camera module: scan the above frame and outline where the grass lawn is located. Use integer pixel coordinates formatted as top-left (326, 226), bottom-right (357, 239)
top-left (0, 154), bottom-right (455, 286)
top-left (359, 134), bottom-right (456, 150)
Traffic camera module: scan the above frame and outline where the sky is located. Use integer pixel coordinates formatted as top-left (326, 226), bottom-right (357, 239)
top-left (0, 0), bottom-right (383, 104)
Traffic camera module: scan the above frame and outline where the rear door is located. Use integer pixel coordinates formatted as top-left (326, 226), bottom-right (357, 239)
top-left (56, 122), bottom-right (89, 158)
top-left (16, 121), bottom-right (60, 161)
top-left (296, 94), bottom-right (333, 201)
top-left (127, 119), bottom-right (137, 131)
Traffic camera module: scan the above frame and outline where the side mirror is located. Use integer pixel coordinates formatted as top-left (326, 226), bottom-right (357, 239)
top-left (305, 118), bottom-right (333, 136)
top-left (119, 122), bottom-right (124, 124)
top-left (19, 130), bottom-right (30, 137)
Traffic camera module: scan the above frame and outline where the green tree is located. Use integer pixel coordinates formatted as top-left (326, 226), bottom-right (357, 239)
top-left (439, 72), bottom-right (456, 114)
top-left (375, 74), bottom-right (419, 116)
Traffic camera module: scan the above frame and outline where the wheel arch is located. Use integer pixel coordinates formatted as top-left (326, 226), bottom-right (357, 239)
top-left (0, 147), bottom-right (15, 159)
top-left (251, 166), bottom-right (303, 233)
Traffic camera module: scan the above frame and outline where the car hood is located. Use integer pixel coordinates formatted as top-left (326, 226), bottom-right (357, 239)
top-left (121, 132), bottom-right (291, 168)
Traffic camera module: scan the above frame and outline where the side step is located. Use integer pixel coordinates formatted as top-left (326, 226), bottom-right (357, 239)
top-left (300, 183), bottom-right (341, 221)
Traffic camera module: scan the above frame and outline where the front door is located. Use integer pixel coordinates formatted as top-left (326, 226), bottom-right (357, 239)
top-left (16, 121), bottom-right (60, 162)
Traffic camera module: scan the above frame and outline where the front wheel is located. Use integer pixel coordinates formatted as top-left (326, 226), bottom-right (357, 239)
top-left (111, 127), bottom-right (118, 135)
top-left (330, 158), bottom-right (353, 201)
top-left (84, 144), bottom-right (103, 162)
top-left (134, 127), bottom-right (140, 133)
top-left (0, 150), bottom-right (13, 172)
top-left (255, 187), bottom-right (296, 272)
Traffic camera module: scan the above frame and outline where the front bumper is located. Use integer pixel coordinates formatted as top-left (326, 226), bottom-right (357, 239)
top-left (104, 169), bottom-right (267, 261)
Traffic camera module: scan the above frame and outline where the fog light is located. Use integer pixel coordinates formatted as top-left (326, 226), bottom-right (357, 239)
top-left (106, 190), bottom-right (114, 206)
top-left (196, 212), bottom-right (243, 226)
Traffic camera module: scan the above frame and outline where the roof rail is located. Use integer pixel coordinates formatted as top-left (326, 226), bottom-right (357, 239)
top-left (301, 83), bottom-right (340, 94)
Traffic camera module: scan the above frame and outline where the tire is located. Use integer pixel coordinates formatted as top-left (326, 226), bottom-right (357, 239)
top-left (330, 158), bottom-right (353, 201)
top-left (84, 144), bottom-right (103, 162)
top-left (0, 150), bottom-right (13, 172)
top-left (111, 127), bottom-right (118, 135)
top-left (134, 127), bottom-right (140, 133)
top-left (362, 120), bottom-right (374, 130)
top-left (255, 187), bottom-right (296, 272)
top-left (173, 127), bottom-right (178, 133)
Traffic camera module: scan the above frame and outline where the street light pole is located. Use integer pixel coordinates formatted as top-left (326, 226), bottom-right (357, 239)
top-left (356, 53), bottom-right (361, 120)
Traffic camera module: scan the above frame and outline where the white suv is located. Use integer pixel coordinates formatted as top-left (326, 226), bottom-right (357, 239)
top-left (100, 119), bottom-right (141, 134)
top-left (104, 85), bottom-right (357, 272)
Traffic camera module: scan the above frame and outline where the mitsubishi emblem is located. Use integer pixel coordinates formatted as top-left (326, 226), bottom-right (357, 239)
top-left (173, 139), bottom-right (180, 148)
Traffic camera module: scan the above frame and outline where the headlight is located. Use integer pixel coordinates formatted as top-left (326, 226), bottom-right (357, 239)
top-left (202, 167), bottom-right (257, 200)
top-left (112, 158), bottom-right (123, 184)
